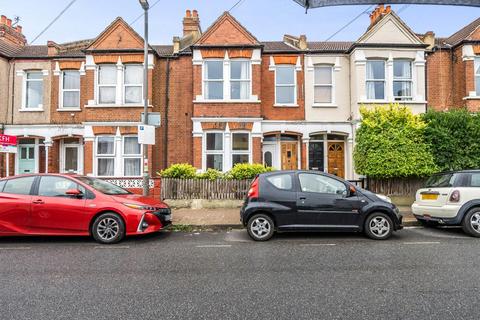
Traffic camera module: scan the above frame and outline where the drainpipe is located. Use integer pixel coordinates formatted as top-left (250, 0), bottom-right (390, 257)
top-left (163, 57), bottom-right (171, 169)
top-left (10, 60), bottom-right (15, 125)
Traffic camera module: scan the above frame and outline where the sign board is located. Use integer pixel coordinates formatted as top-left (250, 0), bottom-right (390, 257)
top-left (0, 145), bottom-right (17, 153)
top-left (0, 134), bottom-right (17, 146)
top-left (141, 112), bottom-right (161, 127)
top-left (138, 125), bottom-right (156, 145)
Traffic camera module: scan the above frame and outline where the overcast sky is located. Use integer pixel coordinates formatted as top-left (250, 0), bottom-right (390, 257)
top-left (1, 0), bottom-right (479, 45)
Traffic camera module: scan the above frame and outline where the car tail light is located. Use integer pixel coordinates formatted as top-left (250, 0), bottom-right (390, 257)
top-left (449, 190), bottom-right (460, 203)
top-left (247, 177), bottom-right (259, 199)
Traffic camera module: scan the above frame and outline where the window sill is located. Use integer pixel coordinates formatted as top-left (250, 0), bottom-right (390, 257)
top-left (193, 99), bottom-right (261, 104)
top-left (463, 96), bottom-right (480, 100)
top-left (57, 108), bottom-right (82, 112)
top-left (312, 103), bottom-right (338, 108)
top-left (358, 100), bottom-right (427, 105)
top-left (19, 108), bottom-right (44, 112)
top-left (86, 104), bottom-right (153, 108)
top-left (273, 104), bottom-right (299, 108)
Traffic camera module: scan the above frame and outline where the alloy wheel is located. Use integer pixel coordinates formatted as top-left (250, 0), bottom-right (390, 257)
top-left (470, 213), bottom-right (480, 234)
top-left (369, 216), bottom-right (390, 238)
top-left (97, 217), bottom-right (120, 241)
top-left (250, 217), bottom-right (271, 239)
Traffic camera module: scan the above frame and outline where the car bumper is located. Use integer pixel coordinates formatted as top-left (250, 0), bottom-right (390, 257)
top-left (132, 209), bottom-right (172, 235)
top-left (411, 203), bottom-right (461, 219)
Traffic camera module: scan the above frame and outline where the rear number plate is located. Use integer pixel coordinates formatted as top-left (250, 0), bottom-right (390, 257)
top-left (422, 194), bottom-right (438, 200)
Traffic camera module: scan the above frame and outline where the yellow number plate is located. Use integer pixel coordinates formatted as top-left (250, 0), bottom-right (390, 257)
top-left (422, 194), bottom-right (438, 200)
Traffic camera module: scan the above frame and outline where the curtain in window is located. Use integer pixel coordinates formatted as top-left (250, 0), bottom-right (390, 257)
top-left (26, 72), bottom-right (43, 108)
top-left (231, 61), bottom-right (250, 100)
top-left (98, 159), bottom-right (114, 176)
top-left (366, 61), bottom-right (385, 100)
top-left (124, 65), bottom-right (143, 103)
top-left (475, 58), bottom-right (480, 95)
top-left (98, 66), bottom-right (116, 104)
top-left (275, 66), bottom-right (295, 104)
top-left (205, 61), bottom-right (223, 100)
top-left (124, 136), bottom-right (141, 154)
top-left (314, 66), bottom-right (333, 103)
top-left (63, 71), bottom-right (80, 108)
top-left (124, 159), bottom-right (141, 176)
top-left (97, 137), bottom-right (114, 155)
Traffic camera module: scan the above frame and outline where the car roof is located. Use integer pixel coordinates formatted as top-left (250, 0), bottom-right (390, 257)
top-left (0, 173), bottom-right (83, 180)
top-left (433, 170), bottom-right (480, 175)
top-left (259, 170), bottom-right (346, 180)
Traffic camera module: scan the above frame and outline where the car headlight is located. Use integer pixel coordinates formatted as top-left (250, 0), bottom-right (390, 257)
top-left (376, 194), bottom-right (392, 203)
top-left (122, 203), bottom-right (157, 211)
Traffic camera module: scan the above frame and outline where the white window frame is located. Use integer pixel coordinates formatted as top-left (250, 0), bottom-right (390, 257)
top-left (60, 70), bottom-right (81, 109)
top-left (203, 59), bottom-right (224, 101)
top-left (95, 135), bottom-right (116, 177)
top-left (123, 64), bottom-right (143, 105)
top-left (230, 59), bottom-right (252, 100)
top-left (366, 60), bottom-right (387, 101)
top-left (274, 64), bottom-right (297, 106)
top-left (122, 135), bottom-right (143, 177)
top-left (393, 59), bottom-right (413, 101)
top-left (313, 64), bottom-right (334, 106)
top-left (97, 64), bottom-right (118, 105)
top-left (475, 57), bottom-right (480, 96)
top-left (22, 71), bottom-right (44, 111)
top-left (231, 131), bottom-right (251, 167)
top-left (203, 131), bottom-right (224, 171)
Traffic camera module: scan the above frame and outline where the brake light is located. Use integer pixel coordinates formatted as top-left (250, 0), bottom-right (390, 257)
top-left (247, 177), bottom-right (259, 199)
top-left (449, 190), bottom-right (460, 203)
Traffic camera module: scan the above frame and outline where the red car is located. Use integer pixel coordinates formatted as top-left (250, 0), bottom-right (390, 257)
top-left (0, 174), bottom-right (171, 244)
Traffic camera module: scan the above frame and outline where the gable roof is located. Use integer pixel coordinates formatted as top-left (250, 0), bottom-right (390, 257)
top-left (86, 17), bottom-right (144, 51)
top-left (443, 17), bottom-right (480, 47)
top-left (195, 11), bottom-right (260, 47)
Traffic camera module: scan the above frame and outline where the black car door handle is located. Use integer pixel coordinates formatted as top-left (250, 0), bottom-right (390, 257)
top-left (299, 197), bottom-right (306, 200)
top-left (32, 200), bottom-right (44, 204)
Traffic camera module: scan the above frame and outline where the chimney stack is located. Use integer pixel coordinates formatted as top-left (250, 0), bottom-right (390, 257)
top-left (0, 14), bottom-right (26, 46)
top-left (369, 5), bottom-right (392, 28)
top-left (183, 9), bottom-right (201, 38)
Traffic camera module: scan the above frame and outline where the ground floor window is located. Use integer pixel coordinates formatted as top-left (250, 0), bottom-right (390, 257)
top-left (123, 136), bottom-right (142, 177)
top-left (231, 132), bottom-right (250, 167)
top-left (95, 135), bottom-right (142, 177)
top-left (205, 132), bottom-right (224, 171)
top-left (203, 130), bottom-right (252, 171)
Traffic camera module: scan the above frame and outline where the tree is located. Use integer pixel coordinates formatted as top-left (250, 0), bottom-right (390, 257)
top-left (354, 104), bottom-right (438, 178)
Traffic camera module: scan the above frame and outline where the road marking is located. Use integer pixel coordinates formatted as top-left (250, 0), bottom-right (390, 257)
top-left (299, 243), bottom-right (336, 247)
top-left (0, 247), bottom-right (31, 250)
top-left (404, 226), bottom-right (424, 229)
top-left (94, 245), bottom-right (130, 249)
top-left (402, 241), bottom-right (441, 245)
top-left (196, 245), bottom-right (232, 248)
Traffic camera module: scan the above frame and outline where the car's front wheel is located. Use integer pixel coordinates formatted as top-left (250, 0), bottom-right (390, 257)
top-left (247, 214), bottom-right (274, 241)
top-left (364, 213), bottom-right (393, 240)
top-left (91, 213), bottom-right (125, 244)
top-left (462, 208), bottom-right (480, 238)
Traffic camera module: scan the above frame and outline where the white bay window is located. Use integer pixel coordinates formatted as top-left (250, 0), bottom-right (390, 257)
top-left (204, 61), bottom-right (224, 100)
top-left (95, 135), bottom-right (142, 177)
top-left (231, 132), bottom-right (250, 166)
top-left (230, 60), bottom-right (251, 100)
top-left (475, 57), bottom-right (480, 96)
top-left (123, 136), bottom-right (142, 177)
top-left (393, 60), bottom-right (413, 101)
top-left (203, 59), bottom-right (252, 101)
top-left (124, 65), bottom-right (143, 104)
top-left (366, 60), bottom-right (386, 100)
top-left (205, 132), bottom-right (224, 171)
top-left (96, 136), bottom-right (115, 176)
top-left (98, 65), bottom-right (117, 104)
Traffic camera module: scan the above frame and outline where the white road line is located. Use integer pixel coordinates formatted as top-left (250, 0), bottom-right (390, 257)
top-left (196, 245), bottom-right (232, 248)
top-left (94, 246), bottom-right (130, 249)
top-left (404, 226), bottom-right (424, 229)
top-left (0, 247), bottom-right (31, 250)
top-left (299, 243), bottom-right (337, 247)
top-left (402, 241), bottom-right (441, 245)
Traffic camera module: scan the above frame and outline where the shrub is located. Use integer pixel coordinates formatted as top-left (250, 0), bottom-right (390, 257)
top-left (423, 109), bottom-right (480, 171)
top-left (160, 163), bottom-right (197, 179)
top-left (225, 163), bottom-right (274, 180)
top-left (354, 104), bottom-right (438, 178)
top-left (197, 168), bottom-right (224, 180)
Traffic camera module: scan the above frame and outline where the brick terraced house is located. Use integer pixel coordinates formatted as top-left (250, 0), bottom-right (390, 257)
top-left (0, 7), bottom-right (478, 184)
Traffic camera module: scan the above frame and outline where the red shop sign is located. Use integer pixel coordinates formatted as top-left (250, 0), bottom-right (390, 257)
top-left (0, 134), bottom-right (17, 146)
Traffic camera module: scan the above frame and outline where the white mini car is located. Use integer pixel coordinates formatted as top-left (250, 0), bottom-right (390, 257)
top-left (412, 170), bottom-right (480, 237)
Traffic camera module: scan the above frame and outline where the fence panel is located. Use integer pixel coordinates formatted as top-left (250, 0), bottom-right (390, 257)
top-left (161, 178), bottom-right (252, 200)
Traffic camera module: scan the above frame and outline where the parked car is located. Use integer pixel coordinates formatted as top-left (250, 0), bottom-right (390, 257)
top-left (412, 170), bottom-right (480, 237)
top-left (240, 171), bottom-right (403, 241)
top-left (0, 174), bottom-right (171, 244)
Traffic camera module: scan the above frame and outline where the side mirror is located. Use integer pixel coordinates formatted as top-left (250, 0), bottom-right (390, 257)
top-left (66, 189), bottom-right (83, 197)
top-left (349, 185), bottom-right (357, 197)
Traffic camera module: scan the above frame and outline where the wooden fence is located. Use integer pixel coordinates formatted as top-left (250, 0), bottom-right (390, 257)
top-left (161, 178), bottom-right (252, 200)
top-left (366, 177), bottom-right (426, 197)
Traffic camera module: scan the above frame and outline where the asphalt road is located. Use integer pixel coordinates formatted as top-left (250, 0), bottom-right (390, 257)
top-left (0, 227), bottom-right (479, 320)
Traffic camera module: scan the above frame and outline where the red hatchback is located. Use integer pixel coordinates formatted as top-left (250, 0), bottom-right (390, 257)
top-left (0, 174), bottom-right (171, 244)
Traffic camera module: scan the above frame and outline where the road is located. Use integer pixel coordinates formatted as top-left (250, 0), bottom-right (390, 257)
top-left (0, 227), bottom-right (479, 320)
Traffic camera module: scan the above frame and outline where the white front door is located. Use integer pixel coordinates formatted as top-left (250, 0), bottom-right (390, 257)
top-left (262, 143), bottom-right (278, 169)
top-left (61, 142), bottom-right (82, 174)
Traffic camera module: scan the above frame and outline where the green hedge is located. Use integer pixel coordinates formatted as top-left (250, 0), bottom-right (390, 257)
top-left (159, 163), bottom-right (273, 180)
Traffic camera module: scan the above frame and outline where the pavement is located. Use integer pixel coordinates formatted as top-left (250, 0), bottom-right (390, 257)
top-left (0, 226), bottom-right (479, 319)
top-left (172, 205), bottom-right (418, 227)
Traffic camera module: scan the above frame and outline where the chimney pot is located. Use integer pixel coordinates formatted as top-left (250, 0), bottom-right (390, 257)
top-left (6, 19), bottom-right (12, 27)
top-left (15, 25), bottom-right (22, 33)
top-left (186, 10), bottom-right (191, 18)
top-left (193, 10), bottom-right (198, 17)
top-left (0, 15), bottom-right (6, 25)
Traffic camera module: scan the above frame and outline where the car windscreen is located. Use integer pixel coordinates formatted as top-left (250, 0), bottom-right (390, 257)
top-left (76, 177), bottom-right (131, 195)
top-left (425, 173), bottom-right (455, 188)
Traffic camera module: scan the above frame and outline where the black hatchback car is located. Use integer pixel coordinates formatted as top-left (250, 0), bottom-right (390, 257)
top-left (240, 171), bottom-right (403, 241)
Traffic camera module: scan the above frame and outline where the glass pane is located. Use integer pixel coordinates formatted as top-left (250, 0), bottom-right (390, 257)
top-left (232, 133), bottom-right (249, 151)
top-left (19, 139), bottom-right (35, 145)
top-left (276, 86), bottom-right (295, 104)
top-left (393, 81), bottom-right (412, 98)
top-left (124, 65), bottom-right (143, 84)
top-left (38, 176), bottom-right (77, 197)
top-left (28, 147), bottom-right (34, 159)
top-left (264, 151), bottom-right (273, 167)
top-left (97, 137), bottom-right (114, 155)
top-left (3, 177), bottom-right (36, 195)
top-left (97, 158), bottom-right (115, 176)
top-left (205, 81), bottom-right (223, 100)
top-left (205, 61), bottom-right (223, 79)
top-left (26, 80), bottom-right (43, 108)
top-left (63, 71), bottom-right (80, 89)
top-left (206, 133), bottom-right (223, 151)
top-left (124, 136), bottom-right (141, 155)
top-left (124, 158), bottom-right (141, 176)
top-left (99, 87), bottom-right (116, 104)
top-left (299, 173), bottom-right (347, 195)
top-left (314, 66), bottom-right (332, 85)
top-left (65, 147), bottom-right (78, 172)
top-left (232, 154), bottom-right (249, 166)
top-left (231, 61), bottom-right (249, 80)
top-left (27, 72), bottom-right (42, 80)
top-left (476, 58), bottom-right (480, 75)
top-left (477, 76), bottom-right (480, 95)
top-left (206, 154), bottom-right (223, 171)
top-left (394, 60), bottom-right (412, 79)
top-left (314, 86), bottom-right (332, 104)
top-left (63, 91), bottom-right (80, 108)
top-left (21, 147), bottom-right (27, 160)
top-left (276, 66), bottom-right (295, 85)
top-left (366, 81), bottom-right (385, 100)
top-left (125, 86), bottom-right (142, 103)
top-left (99, 65), bottom-right (117, 84)
top-left (309, 142), bottom-right (324, 171)
top-left (266, 174), bottom-right (292, 190)
top-left (366, 61), bottom-right (385, 80)
top-left (0, 180), bottom-right (5, 192)
top-left (230, 81), bottom-right (249, 100)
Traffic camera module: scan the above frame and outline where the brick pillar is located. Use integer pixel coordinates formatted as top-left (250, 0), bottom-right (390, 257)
top-left (8, 153), bottom-right (14, 176)
top-left (84, 139), bottom-right (94, 175)
top-left (48, 141), bottom-right (59, 173)
top-left (193, 136), bottom-right (202, 169)
top-left (301, 141), bottom-right (307, 170)
top-left (465, 60), bottom-right (475, 95)
top-left (252, 137), bottom-right (262, 164)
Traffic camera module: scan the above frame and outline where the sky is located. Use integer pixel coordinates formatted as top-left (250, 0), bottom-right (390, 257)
top-left (0, 0), bottom-right (479, 45)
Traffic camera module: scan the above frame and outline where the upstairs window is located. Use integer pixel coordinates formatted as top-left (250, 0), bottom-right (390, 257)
top-left (204, 61), bottom-right (224, 100)
top-left (61, 70), bottom-right (80, 108)
top-left (98, 65), bottom-right (117, 104)
top-left (25, 71), bottom-right (43, 109)
top-left (314, 65), bottom-right (333, 104)
top-left (393, 60), bottom-right (413, 101)
top-left (230, 60), bottom-right (250, 100)
top-left (275, 65), bottom-right (296, 105)
top-left (124, 65), bottom-right (143, 104)
top-left (366, 60), bottom-right (386, 100)
top-left (475, 57), bottom-right (480, 96)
